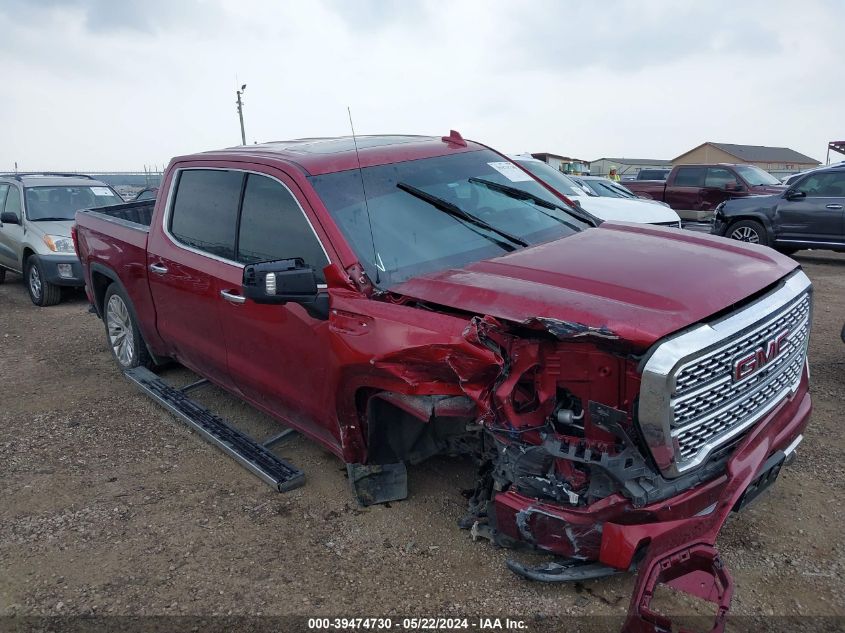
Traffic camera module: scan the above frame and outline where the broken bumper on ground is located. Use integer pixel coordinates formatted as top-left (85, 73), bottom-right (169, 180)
top-left (495, 375), bottom-right (811, 633)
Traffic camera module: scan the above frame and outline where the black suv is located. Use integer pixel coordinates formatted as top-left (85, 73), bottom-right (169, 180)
top-left (712, 164), bottom-right (845, 254)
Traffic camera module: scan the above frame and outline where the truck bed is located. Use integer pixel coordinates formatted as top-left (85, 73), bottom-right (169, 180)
top-left (82, 200), bottom-right (156, 228)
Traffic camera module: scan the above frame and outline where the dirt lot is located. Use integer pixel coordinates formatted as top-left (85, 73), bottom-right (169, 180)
top-left (1, 252), bottom-right (844, 631)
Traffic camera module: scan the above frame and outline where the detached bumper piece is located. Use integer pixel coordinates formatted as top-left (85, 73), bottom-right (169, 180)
top-left (124, 367), bottom-right (304, 492)
top-left (624, 544), bottom-right (732, 633)
top-left (506, 558), bottom-right (623, 583)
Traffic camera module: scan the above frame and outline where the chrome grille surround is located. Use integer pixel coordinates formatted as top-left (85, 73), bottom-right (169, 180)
top-left (638, 271), bottom-right (812, 478)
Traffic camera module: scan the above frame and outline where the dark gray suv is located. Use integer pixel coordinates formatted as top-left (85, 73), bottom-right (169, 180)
top-left (0, 173), bottom-right (123, 305)
top-left (711, 164), bottom-right (845, 254)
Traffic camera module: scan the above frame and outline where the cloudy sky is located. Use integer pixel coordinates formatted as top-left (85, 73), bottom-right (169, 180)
top-left (0, 0), bottom-right (842, 171)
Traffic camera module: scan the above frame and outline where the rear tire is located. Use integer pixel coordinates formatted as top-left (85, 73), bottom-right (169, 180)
top-left (25, 257), bottom-right (62, 306)
top-left (103, 283), bottom-right (153, 369)
top-left (727, 220), bottom-right (768, 247)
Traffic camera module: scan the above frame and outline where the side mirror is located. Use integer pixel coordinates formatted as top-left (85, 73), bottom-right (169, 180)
top-left (243, 258), bottom-right (317, 304)
top-left (785, 189), bottom-right (806, 201)
top-left (723, 182), bottom-right (739, 191)
top-left (242, 258), bottom-right (329, 320)
top-left (0, 211), bottom-right (20, 225)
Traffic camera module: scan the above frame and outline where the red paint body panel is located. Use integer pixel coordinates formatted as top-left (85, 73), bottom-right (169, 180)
top-left (394, 222), bottom-right (798, 351)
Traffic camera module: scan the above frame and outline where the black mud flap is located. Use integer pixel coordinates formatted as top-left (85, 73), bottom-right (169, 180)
top-left (347, 462), bottom-right (408, 506)
top-left (124, 367), bottom-right (305, 493)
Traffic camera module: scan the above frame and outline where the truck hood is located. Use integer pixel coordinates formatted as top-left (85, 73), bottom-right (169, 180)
top-left (571, 195), bottom-right (680, 224)
top-left (28, 219), bottom-right (74, 238)
top-left (393, 223), bottom-right (799, 351)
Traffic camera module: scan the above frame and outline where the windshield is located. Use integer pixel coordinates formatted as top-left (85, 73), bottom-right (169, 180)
top-left (24, 185), bottom-right (123, 220)
top-left (580, 179), bottom-right (637, 199)
top-left (513, 159), bottom-right (586, 197)
top-left (733, 165), bottom-right (781, 186)
top-left (309, 149), bottom-right (590, 288)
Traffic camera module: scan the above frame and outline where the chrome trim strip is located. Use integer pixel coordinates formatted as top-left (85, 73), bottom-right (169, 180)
top-left (160, 167), bottom-right (332, 290)
top-left (783, 433), bottom-right (803, 457)
top-left (639, 270), bottom-right (812, 478)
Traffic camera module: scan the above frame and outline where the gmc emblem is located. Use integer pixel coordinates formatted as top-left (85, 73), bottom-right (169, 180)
top-left (732, 329), bottom-right (790, 381)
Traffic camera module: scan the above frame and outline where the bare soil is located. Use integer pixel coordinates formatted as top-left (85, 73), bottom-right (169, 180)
top-left (1, 252), bottom-right (843, 630)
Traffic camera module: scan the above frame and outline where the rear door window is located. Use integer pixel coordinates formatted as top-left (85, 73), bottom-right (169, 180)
top-left (0, 184), bottom-right (8, 211)
top-left (674, 167), bottom-right (706, 187)
top-left (169, 169), bottom-right (244, 260)
top-left (236, 174), bottom-right (329, 282)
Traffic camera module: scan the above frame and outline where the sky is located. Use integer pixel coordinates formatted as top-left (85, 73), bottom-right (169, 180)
top-left (0, 0), bottom-right (842, 171)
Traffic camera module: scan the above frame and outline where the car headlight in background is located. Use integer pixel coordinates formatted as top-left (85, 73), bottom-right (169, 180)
top-left (42, 235), bottom-right (75, 253)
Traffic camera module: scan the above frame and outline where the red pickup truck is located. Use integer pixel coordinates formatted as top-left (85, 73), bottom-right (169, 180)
top-left (625, 163), bottom-right (786, 221)
top-left (74, 134), bottom-right (812, 632)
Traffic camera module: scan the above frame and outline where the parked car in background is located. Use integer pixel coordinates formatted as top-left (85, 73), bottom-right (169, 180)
top-left (134, 187), bottom-right (158, 201)
top-left (512, 157), bottom-right (681, 226)
top-left (75, 133), bottom-right (812, 632)
top-left (712, 163), bottom-right (845, 253)
top-left (625, 164), bottom-right (785, 221)
top-left (0, 173), bottom-right (123, 305)
top-left (636, 168), bottom-right (670, 181)
top-left (570, 175), bottom-right (644, 199)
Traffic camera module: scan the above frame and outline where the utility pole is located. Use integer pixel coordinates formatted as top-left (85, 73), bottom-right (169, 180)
top-left (236, 84), bottom-right (247, 145)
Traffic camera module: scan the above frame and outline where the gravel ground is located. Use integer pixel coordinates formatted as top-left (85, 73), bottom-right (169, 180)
top-left (1, 251), bottom-right (843, 632)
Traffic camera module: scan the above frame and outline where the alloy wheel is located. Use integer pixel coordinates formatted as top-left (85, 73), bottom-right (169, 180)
top-left (29, 265), bottom-right (42, 301)
top-left (730, 226), bottom-right (760, 243)
top-left (106, 295), bottom-right (135, 366)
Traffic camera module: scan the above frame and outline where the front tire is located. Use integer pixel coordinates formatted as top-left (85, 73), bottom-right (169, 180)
top-left (103, 283), bottom-right (152, 369)
top-left (727, 219), bottom-right (769, 247)
top-left (25, 257), bottom-right (62, 306)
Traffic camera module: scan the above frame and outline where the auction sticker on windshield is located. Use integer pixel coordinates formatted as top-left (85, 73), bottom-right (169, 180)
top-left (487, 161), bottom-right (533, 182)
top-left (91, 187), bottom-right (114, 196)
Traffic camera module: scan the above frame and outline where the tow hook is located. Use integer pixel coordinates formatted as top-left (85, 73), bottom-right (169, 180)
top-left (624, 544), bottom-right (733, 633)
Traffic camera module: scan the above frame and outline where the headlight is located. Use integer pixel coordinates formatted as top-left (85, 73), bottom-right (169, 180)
top-left (42, 235), bottom-right (75, 253)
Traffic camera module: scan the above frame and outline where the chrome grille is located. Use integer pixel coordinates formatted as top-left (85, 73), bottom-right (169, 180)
top-left (638, 271), bottom-right (812, 478)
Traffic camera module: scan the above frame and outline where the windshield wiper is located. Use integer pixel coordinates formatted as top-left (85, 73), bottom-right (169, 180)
top-left (396, 182), bottom-right (528, 250)
top-left (30, 217), bottom-right (73, 221)
top-left (468, 177), bottom-right (599, 228)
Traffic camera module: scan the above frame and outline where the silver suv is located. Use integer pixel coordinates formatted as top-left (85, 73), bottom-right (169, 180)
top-left (0, 173), bottom-right (124, 306)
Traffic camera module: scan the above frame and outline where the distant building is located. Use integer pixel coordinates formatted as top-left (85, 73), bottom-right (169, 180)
top-left (590, 157), bottom-right (672, 179)
top-left (673, 143), bottom-right (820, 179)
top-left (531, 152), bottom-right (590, 175)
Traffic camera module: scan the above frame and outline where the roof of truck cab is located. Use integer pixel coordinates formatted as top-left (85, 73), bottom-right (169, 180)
top-left (180, 134), bottom-right (484, 176)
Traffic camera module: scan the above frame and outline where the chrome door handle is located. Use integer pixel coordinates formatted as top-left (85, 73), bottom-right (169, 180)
top-left (825, 204), bottom-right (843, 209)
top-left (149, 263), bottom-right (169, 274)
top-left (220, 289), bottom-right (246, 304)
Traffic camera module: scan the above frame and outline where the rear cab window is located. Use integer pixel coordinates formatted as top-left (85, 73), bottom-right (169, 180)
top-left (674, 167), bottom-right (706, 187)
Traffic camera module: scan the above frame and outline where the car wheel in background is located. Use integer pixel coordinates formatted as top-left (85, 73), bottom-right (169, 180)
top-left (25, 257), bottom-right (62, 306)
top-left (103, 283), bottom-right (152, 369)
top-left (728, 220), bottom-right (769, 247)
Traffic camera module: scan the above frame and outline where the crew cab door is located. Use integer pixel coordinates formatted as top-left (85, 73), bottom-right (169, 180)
top-left (145, 167), bottom-right (245, 390)
top-left (776, 171), bottom-right (845, 245)
top-left (701, 167), bottom-right (741, 211)
top-left (214, 168), bottom-right (340, 450)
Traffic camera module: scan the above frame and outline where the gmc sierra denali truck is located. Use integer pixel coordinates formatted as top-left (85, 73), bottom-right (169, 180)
top-left (625, 163), bottom-right (786, 222)
top-left (75, 133), bottom-right (812, 633)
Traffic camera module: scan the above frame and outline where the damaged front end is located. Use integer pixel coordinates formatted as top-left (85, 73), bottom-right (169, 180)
top-left (349, 271), bottom-right (812, 633)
